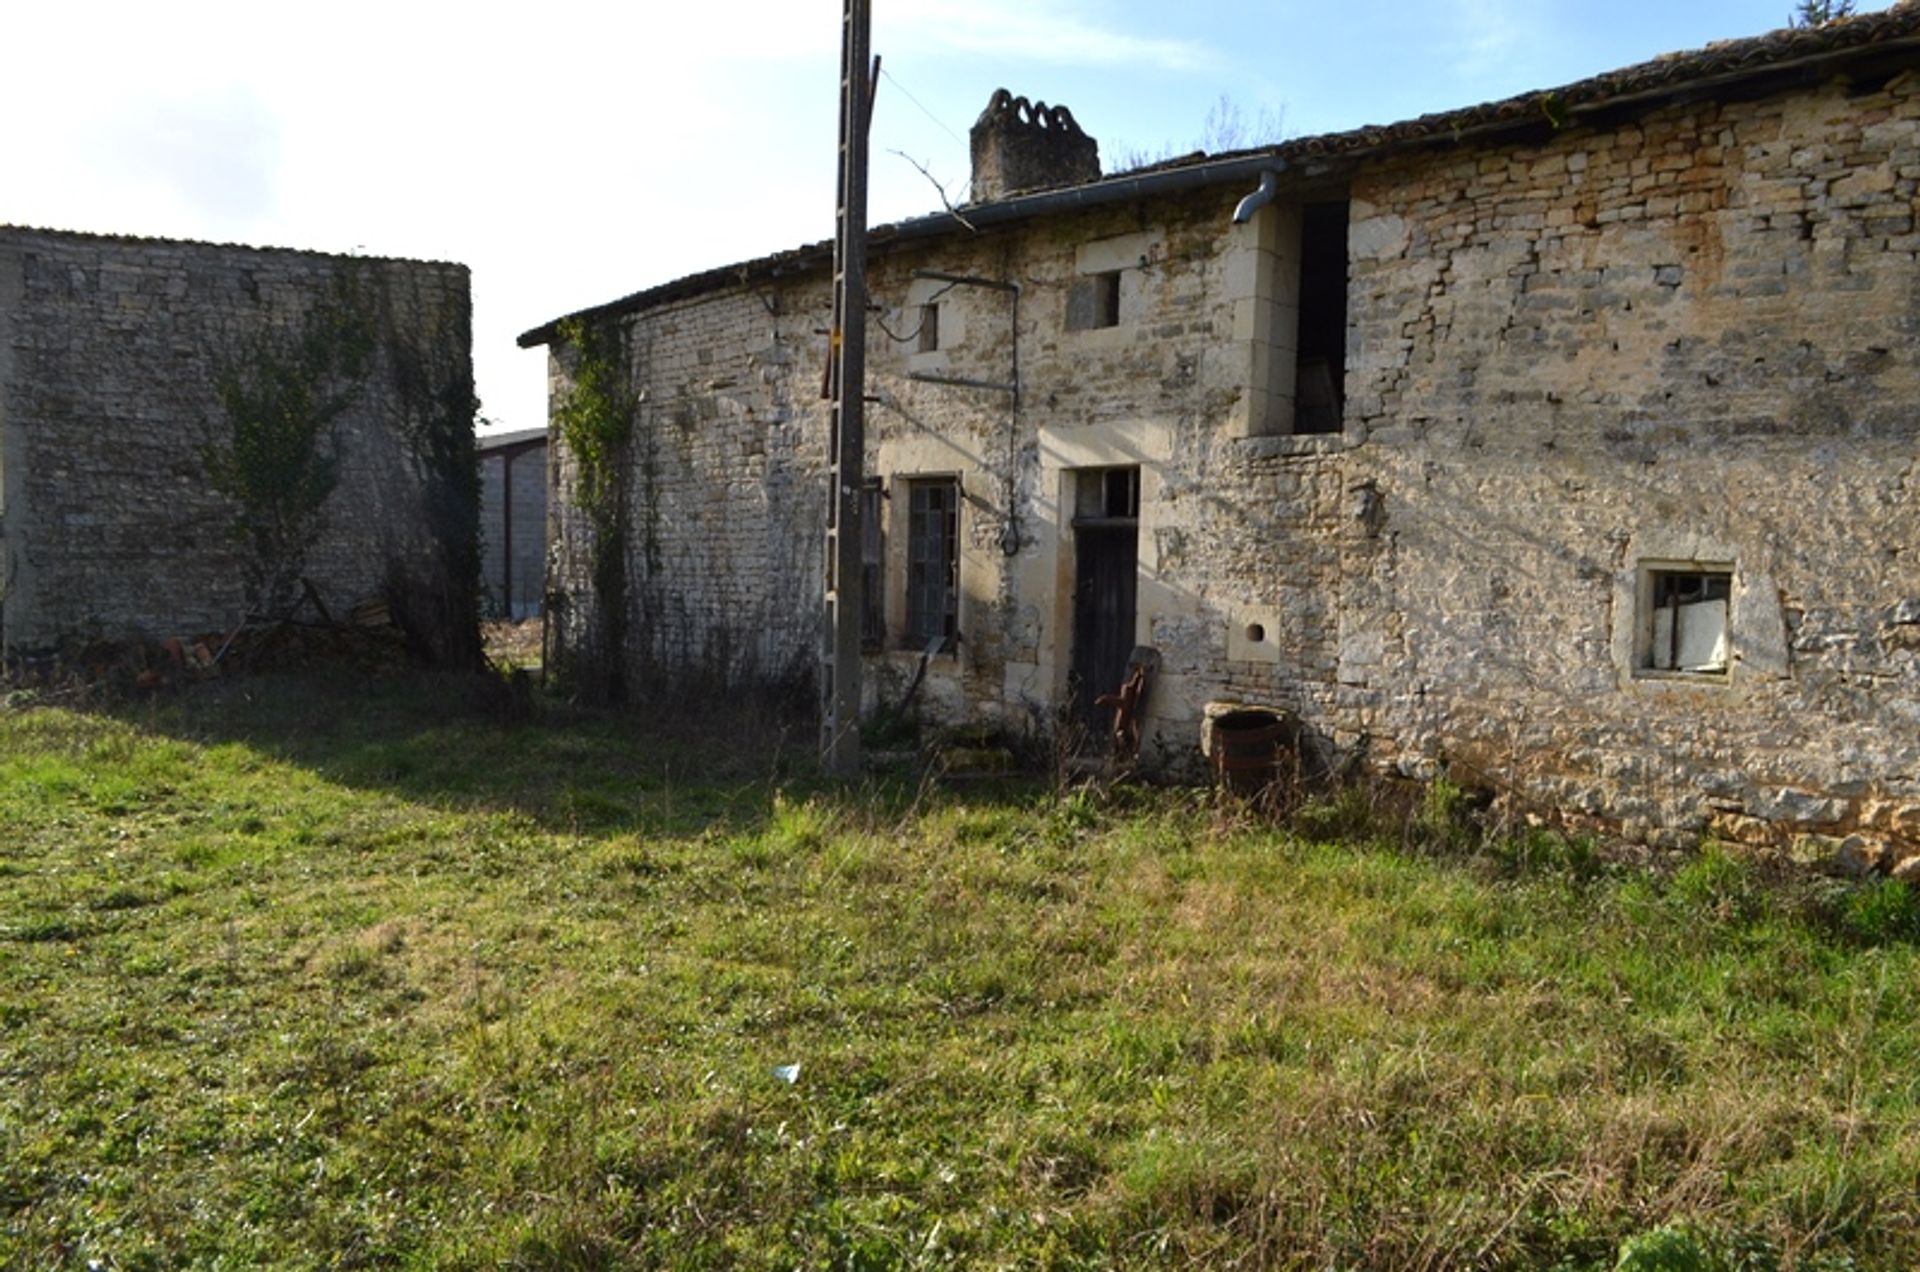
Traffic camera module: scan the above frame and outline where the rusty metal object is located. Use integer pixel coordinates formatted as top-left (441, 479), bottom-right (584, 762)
top-left (1096, 661), bottom-right (1151, 764)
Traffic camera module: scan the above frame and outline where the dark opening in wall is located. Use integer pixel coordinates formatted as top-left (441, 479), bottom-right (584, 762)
top-left (917, 303), bottom-right (941, 353)
top-left (1102, 466), bottom-right (1139, 519)
top-left (1067, 270), bottom-right (1121, 331)
top-left (1295, 200), bottom-right (1349, 435)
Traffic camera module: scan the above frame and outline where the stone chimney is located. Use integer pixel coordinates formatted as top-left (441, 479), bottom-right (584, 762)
top-left (969, 89), bottom-right (1100, 202)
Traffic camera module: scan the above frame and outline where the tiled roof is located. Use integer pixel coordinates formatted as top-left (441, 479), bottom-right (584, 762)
top-left (1239, 0), bottom-right (1920, 164)
top-left (520, 3), bottom-right (1920, 346)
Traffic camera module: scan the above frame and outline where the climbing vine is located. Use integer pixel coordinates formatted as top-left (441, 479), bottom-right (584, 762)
top-left (385, 282), bottom-right (484, 669)
top-left (202, 277), bottom-right (373, 618)
top-left (553, 315), bottom-right (635, 700)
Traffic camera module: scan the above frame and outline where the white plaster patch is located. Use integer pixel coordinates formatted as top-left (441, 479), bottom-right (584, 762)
top-left (1349, 213), bottom-right (1410, 262)
top-left (1075, 229), bottom-right (1164, 277)
top-left (1227, 608), bottom-right (1281, 664)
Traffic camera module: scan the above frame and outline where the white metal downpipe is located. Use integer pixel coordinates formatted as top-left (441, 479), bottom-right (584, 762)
top-left (1232, 168), bottom-right (1285, 224)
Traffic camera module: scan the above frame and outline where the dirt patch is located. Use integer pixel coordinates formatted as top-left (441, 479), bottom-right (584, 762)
top-left (484, 618), bottom-right (544, 671)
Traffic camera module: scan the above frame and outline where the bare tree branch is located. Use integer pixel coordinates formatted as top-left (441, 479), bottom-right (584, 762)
top-left (889, 150), bottom-right (977, 233)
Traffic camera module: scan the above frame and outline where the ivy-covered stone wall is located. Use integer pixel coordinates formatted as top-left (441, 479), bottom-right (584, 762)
top-left (0, 227), bottom-right (479, 665)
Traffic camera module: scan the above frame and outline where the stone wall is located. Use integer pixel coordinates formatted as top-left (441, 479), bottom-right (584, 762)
top-left (0, 228), bottom-right (478, 663)
top-left (545, 64), bottom-right (1920, 850)
top-left (545, 191), bottom-right (1352, 756)
top-left (545, 284), bottom-right (829, 699)
top-left (1342, 72), bottom-right (1920, 848)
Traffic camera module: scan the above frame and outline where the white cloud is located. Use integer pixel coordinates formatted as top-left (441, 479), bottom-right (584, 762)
top-left (882, 0), bottom-right (1222, 72)
top-left (85, 85), bottom-right (282, 235)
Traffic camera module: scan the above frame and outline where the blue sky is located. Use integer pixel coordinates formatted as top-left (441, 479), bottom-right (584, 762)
top-left (0, 1), bottom-right (1888, 434)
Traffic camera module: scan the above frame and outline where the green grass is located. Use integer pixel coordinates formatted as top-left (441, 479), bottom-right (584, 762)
top-left (2, 673), bottom-right (1918, 1269)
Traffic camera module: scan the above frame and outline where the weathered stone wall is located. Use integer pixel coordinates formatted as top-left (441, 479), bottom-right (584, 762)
top-left (0, 228), bottom-right (478, 662)
top-left (546, 192), bottom-right (1351, 754)
top-left (1343, 72), bottom-right (1920, 848)
top-left (547, 65), bottom-right (1920, 850)
top-left (546, 283), bottom-right (830, 698)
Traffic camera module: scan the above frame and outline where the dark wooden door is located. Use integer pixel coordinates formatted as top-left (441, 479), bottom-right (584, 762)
top-left (1072, 524), bottom-right (1138, 736)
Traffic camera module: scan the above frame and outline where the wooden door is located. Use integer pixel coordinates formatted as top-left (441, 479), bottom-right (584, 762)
top-left (1071, 523), bottom-right (1138, 737)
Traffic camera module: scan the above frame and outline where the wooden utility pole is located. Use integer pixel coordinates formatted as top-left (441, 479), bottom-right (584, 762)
top-left (821, 0), bottom-right (873, 775)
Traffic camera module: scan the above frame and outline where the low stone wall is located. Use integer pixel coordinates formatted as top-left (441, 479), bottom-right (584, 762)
top-left (0, 228), bottom-right (479, 664)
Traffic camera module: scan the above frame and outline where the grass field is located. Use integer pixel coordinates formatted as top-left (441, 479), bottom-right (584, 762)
top-left (3, 672), bottom-right (1918, 1269)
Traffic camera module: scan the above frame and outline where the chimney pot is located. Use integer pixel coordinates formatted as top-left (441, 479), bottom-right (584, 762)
top-left (969, 89), bottom-right (1100, 202)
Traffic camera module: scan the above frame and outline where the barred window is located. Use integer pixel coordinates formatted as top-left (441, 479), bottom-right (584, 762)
top-left (906, 478), bottom-right (959, 652)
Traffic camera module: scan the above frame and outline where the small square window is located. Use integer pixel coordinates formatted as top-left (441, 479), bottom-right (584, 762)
top-left (1639, 567), bottom-right (1732, 676)
top-left (916, 303), bottom-right (940, 353)
top-left (1067, 270), bottom-right (1121, 331)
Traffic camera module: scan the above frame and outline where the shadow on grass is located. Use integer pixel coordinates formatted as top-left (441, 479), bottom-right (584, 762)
top-left (92, 668), bottom-right (858, 840)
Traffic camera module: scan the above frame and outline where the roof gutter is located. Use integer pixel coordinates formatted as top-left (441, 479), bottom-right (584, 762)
top-left (520, 153), bottom-right (1297, 346)
top-left (520, 23), bottom-right (1920, 347)
top-left (880, 153), bottom-right (1290, 244)
top-left (1231, 168), bottom-right (1287, 225)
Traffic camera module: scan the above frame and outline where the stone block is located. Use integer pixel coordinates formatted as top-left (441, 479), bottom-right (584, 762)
top-left (1836, 834), bottom-right (1889, 879)
top-left (1751, 788), bottom-right (1849, 827)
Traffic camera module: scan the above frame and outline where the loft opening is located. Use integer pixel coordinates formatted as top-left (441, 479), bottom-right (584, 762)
top-left (1293, 200), bottom-right (1348, 435)
top-left (1067, 270), bottom-right (1122, 331)
top-left (1242, 195), bottom-right (1350, 438)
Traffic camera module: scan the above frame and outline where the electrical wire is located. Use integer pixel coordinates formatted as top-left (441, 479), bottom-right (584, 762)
top-left (878, 66), bottom-right (967, 147)
top-left (870, 280), bottom-right (961, 344)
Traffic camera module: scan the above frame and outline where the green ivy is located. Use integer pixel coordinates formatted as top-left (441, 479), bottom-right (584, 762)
top-left (202, 278), bottom-right (374, 617)
top-left (553, 316), bottom-right (634, 700)
top-left (386, 283), bottom-right (484, 669)
top-left (553, 316), bottom-right (633, 515)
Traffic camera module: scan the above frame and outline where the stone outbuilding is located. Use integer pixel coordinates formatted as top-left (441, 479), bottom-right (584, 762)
top-left (521, 7), bottom-right (1920, 854)
top-left (0, 226), bottom-right (481, 665)
top-left (477, 427), bottom-right (548, 620)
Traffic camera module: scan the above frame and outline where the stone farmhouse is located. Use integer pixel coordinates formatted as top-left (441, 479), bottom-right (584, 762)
top-left (0, 227), bottom-right (480, 666)
top-left (522, 7), bottom-right (1920, 856)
